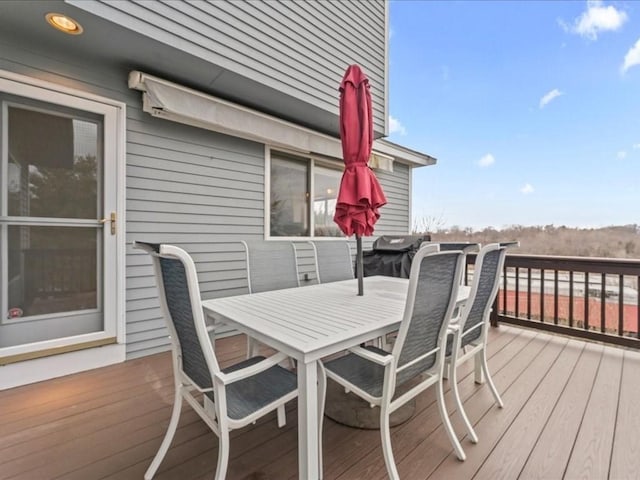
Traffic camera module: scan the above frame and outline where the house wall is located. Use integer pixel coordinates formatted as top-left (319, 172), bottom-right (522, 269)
top-left (67, 0), bottom-right (388, 136)
top-left (0, 39), bottom-right (410, 360)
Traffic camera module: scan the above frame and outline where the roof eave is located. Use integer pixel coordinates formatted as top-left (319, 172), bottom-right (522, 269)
top-left (373, 139), bottom-right (437, 167)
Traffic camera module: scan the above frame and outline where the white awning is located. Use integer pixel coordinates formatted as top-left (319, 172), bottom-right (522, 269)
top-left (369, 151), bottom-right (394, 172)
top-left (128, 71), bottom-right (435, 170)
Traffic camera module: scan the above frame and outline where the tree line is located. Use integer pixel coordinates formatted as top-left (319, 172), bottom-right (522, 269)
top-left (415, 223), bottom-right (640, 259)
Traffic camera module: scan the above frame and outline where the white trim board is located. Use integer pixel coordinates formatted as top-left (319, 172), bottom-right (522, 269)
top-left (0, 344), bottom-right (126, 390)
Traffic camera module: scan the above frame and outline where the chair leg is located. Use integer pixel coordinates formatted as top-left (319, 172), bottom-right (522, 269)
top-left (380, 405), bottom-right (400, 480)
top-left (450, 358), bottom-right (478, 444)
top-left (277, 405), bottom-right (286, 427)
top-left (144, 388), bottom-right (183, 480)
top-left (436, 379), bottom-right (466, 461)
top-left (214, 425), bottom-right (230, 480)
top-left (481, 347), bottom-right (504, 408)
top-left (474, 351), bottom-right (485, 384)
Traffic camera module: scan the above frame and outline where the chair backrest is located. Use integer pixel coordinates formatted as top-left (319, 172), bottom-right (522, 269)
top-left (434, 242), bottom-right (481, 254)
top-left (432, 242), bottom-right (481, 284)
top-left (458, 243), bottom-right (508, 347)
top-left (309, 241), bottom-right (354, 283)
top-left (392, 246), bottom-right (464, 387)
top-left (134, 241), bottom-right (220, 389)
top-left (241, 240), bottom-right (300, 293)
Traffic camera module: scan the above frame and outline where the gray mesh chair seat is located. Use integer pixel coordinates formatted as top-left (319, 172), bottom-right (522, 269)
top-left (445, 333), bottom-right (481, 356)
top-left (134, 241), bottom-right (298, 480)
top-left (220, 357), bottom-right (297, 421)
top-left (321, 247), bottom-right (468, 480)
top-left (324, 346), bottom-right (390, 398)
top-left (445, 243), bottom-right (511, 447)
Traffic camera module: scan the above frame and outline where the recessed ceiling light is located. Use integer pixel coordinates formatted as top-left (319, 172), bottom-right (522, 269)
top-left (46, 13), bottom-right (83, 35)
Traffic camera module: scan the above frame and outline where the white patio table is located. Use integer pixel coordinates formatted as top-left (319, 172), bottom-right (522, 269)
top-left (202, 275), bottom-right (469, 480)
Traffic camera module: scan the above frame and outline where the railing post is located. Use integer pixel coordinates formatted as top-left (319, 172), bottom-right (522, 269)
top-left (490, 297), bottom-right (499, 327)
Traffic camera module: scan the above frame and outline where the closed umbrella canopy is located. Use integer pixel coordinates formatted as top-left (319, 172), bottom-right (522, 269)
top-left (334, 65), bottom-right (387, 237)
top-left (334, 65), bottom-right (387, 295)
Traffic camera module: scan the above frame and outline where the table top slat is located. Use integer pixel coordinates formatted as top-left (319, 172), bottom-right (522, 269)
top-left (204, 277), bottom-right (408, 358)
top-left (203, 276), bottom-right (469, 362)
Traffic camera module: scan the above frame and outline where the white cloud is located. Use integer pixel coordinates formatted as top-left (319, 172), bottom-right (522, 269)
top-left (617, 150), bottom-right (628, 160)
top-left (539, 89), bottom-right (564, 109)
top-left (388, 115), bottom-right (407, 136)
top-left (520, 183), bottom-right (535, 194)
top-left (621, 38), bottom-right (640, 73)
top-left (633, 143), bottom-right (640, 149)
top-left (561, 0), bottom-right (628, 40)
top-left (478, 153), bottom-right (495, 167)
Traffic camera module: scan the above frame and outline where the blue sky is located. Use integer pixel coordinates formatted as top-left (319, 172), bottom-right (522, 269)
top-left (386, 0), bottom-right (640, 230)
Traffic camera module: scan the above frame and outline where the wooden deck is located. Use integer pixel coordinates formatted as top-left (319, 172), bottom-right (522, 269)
top-left (2, 325), bottom-right (640, 480)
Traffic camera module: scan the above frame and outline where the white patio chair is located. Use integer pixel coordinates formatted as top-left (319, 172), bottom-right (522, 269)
top-left (445, 243), bottom-right (509, 445)
top-left (309, 240), bottom-right (354, 284)
top-left (242, 240), bottom-right (300, 293)
top-left (241, 240), bottom-right (300, 358)
top-left (134, 241), bottom-right (298, 480)
top-left (321, 246), bottom-right (467, 479)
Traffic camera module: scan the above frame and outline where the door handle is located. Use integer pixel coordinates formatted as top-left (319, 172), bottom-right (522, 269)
top-left (98, 212), bottom-right (116, 235)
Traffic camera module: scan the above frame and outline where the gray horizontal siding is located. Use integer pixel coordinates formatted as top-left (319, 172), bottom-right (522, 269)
top-left (0, 31), bottom-right (411, 363)
top-left (374, 162), bottom-right (411, 237)
top-left (125, 118), bottom-right (266, 356)
top-left (67, 0), bottom-right (387, 135)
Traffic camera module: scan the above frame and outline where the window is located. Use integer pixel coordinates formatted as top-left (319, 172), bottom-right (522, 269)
top-left (268, 149), bottom-right (343, 238)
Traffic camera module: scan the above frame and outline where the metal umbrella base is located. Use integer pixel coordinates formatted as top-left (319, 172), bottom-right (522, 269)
top-left (323, 379), bottom-right (416, 429)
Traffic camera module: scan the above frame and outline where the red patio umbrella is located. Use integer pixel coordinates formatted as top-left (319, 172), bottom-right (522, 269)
top-left (334, 64), bottom-right (387, 295)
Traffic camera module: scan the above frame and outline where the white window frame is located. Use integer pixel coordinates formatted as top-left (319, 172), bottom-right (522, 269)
top-left (265, 145), bottom-right (345, 241)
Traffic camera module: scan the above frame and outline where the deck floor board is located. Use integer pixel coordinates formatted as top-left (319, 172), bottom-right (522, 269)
top-left (0, 326), bottom-right (636, 480)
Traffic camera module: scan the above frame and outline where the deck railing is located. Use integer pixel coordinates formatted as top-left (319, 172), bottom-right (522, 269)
top-left (467, 253), bottom-right (640, 349)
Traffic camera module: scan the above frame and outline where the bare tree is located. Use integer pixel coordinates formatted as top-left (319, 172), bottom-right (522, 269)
top-left (412, 213), bottom-right (446, 234)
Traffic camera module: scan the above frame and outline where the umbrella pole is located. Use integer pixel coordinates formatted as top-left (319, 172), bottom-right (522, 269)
top-left (356, 235), bottom-right (363, 296)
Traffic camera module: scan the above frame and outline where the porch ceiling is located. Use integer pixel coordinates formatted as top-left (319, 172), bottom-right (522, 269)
top-left (0, 0), bottom-right (343, 137)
